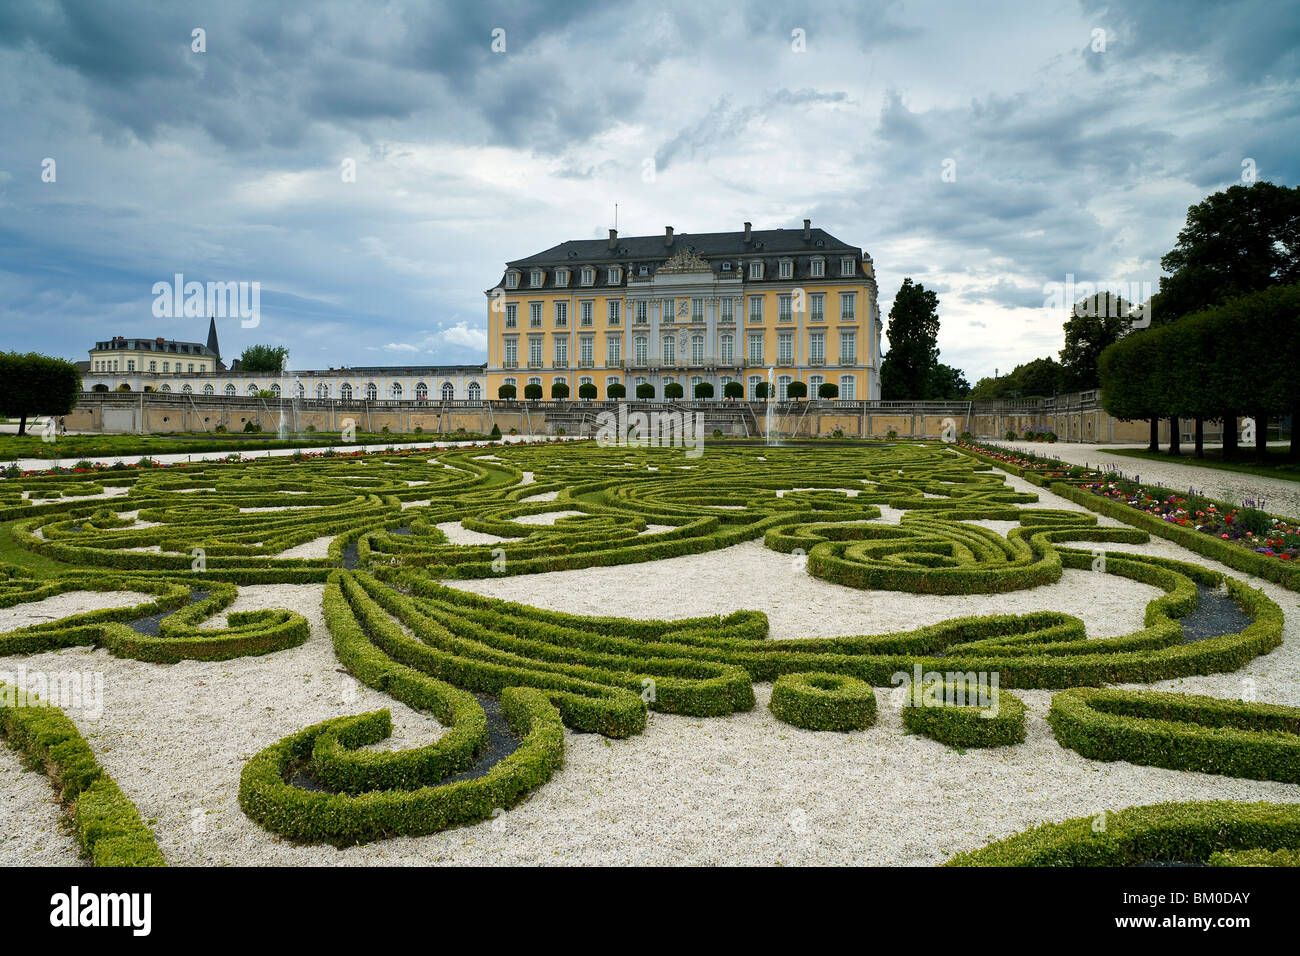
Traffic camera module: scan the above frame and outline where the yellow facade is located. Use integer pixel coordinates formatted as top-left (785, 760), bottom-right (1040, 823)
top-left (486, 227), bottom-right (881, 401)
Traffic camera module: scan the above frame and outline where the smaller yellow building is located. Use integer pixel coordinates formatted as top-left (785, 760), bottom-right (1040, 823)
top-left (89, 334), bottom-right (219, 376)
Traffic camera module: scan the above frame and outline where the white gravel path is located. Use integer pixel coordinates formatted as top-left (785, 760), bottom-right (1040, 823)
top-left (0, 742), bottom-right (84, 867)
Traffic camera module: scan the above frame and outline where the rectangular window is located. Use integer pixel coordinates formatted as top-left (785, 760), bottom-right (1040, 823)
top-left (777, 332), bottom-right (793, 364)
top-left (749, 261), bottom-right (763, 280)
top-left (529, 338), bottom-right (543, 366)
top-left (127, 360), bottom-right (135, 371)
top-left (607, 300), bottom-right (621, 324)
top-left (607, 267), bottom-right (620, 284)
top-left (661, 298), bottom-right (674, 322)
top-left (841, 258), bottom-right (855, 277)
top-left (606, 337), bottom-right (621, 365)
top-left (720, 298), bottom-right (734, 322)
top-left (747, 333), bottom-right (764, 366)
top-left (581, 267), bottom-right (595, 286)
top-left (149, 361), bottom-right (157, 372)
top-left (662, 337), bottom-right (675, 364)
top-left (504, 340), bottom-right (518, 366)
top-left (748, 296), bottom-right (764, 323)
top-left (691, 298), bottom-right (704, 322)
top-left (691, 336), bottom-right (704, 364)
top-left (505, 303), bottom-right (517, 328)
top-left (579, 337), bottom-right (593, 366)
top-left (839, 292), bottom-right (857, 321)
top-left (810, 293), bottom-right (825, 322)
top-left (809, 331), bottom-right (825, 364)
top-left (811, 258), bottom-right (825, 278)
top-left (506, 273), bottom-right (519, 289)
top-left (634, 337), bottom-right (648, 365)
top-left (839, 376), bottom-right (856, 400)
top-left (778, 294), bottom-right (792, 322)
top-left (554, 338), bottom-right (568, 366)
top-left (581, 301), bottom-right (593, 326)
top-left (554, 301), bottom-right (568, 326)
top-left (839, 330), bottom-right (856, 364)
top-left (556, 269), bottom-right (569, 287)
top-left (779, 260), bottom-right (792, 279)
top-left (163, 361), bottom-right (169, 373)
top-left (530, 270), bottom-right (544, 287)
top-left (720, 336), bottom-right (734, 364)
top-left (530, 302), bottom-right (543, 327)
top-left (635, 300), bottom-right (648, 324)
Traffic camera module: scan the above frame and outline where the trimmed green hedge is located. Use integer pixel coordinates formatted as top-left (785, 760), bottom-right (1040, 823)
top-left (946, 800), bottom-right (1300, 866)
top-left (1049, 687), bottom-right (1300, 783)
top-left (769, 672), bottom-right (876, 731)
top-left (902, 681), bottom-right (1025, 747)
top-left (1209, 847), bottom-right (1300, 867)
top-left (0, 683), bottom-right (164, 866)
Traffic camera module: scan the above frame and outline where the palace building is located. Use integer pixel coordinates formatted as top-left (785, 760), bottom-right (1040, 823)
top-left (485, 220), bottom-right (883, 401)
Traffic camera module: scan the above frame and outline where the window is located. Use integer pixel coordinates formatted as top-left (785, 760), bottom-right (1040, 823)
top-left (749, 261), bottom-right (763, 280)
top-left (528, 376), bottom-right (541, 387)
top-left (607, 300), bottom-right (621, 325)
top-left (530, 269), bottom-right (544, 287)
top-left (247, 383), bottom-right (259, 395)
top-left (366, 382), bottom-right (378, 401)
top-left (691, 334), bottom-right (704, 365)
top-left (606, 337), bottom-right (621, 365)
top-left (779, 259), bottom-right (793, 280)
top-left (809, 331), bottom-right (826, 365)
top-left (748, 375), bottom-right (763, 400)
top-left (530, 302), bottom-right (543, 327)
top-left (840, 292), bottom-right (857, 320)
top-left (467, 382), bottom-right (481, 400)
top-left (188, 363), bottom-right (194, 373)
top-left (581, 267), bottom-right (595, 286)
top-left (748, 296), bottom-right (764, 323)
top-left (270, 384), bottom-right (281, 398)
top-left (635, 300), bottom-right (648, 324)
top-left (579, 336), bottom-right (593, 366)
top-left (203, 383), bottom-right (214, 395)
top-left (554, 338), bottom-right (568, 367)
top-left (580, 301), bottom-right (593, 326)
top-left (810, 293), bottom-right (825, 322)
top-left (317, 382), bottom-right (329, 399)
top-left (606, 376), bottom-right (621, 390)
top-left (809, 374), bottom-right (824, 396)
top-left (506, 272), bottom-right (519, 289)
top-left (720, 298), bottom-right (734, 323)
top-left (340, 383), bottom-right (353, 401)
top-left (660, 298), bottom-right (674, 322)
top-left (160, 384), bottom-right (171, 392)
top-left (691, 298), bottom-right (704, 322)
top-left (149, 361), bottom-right (156, 372)
top-left (504, 377), bottom-right (517, 390)
top-left (722, 261), bottom-right (732, 272)
top-left (441, 382), bottom-right (455, 401)
top-left (841, 257), bottom-right (855, 277)
top-left (505, 303), bottom-right (517, 329)
top-left (225, 384), bottom-right (236, 396)
top-left (690, 375), bottom-right (703, 395)
top-left (390, 382), bottom-right (403, 399)
top-left (747, 333), bottom-right (764, 366)
top-left (182, 384), bottom-right (193, 394)
top-left (555, 268), bottom-right (569, 287)
top-left (839, 374), bottom-right (856, 400)
top-left (662, 336), bottom-right (675, 364)
top-left (720, 334), bottom-right (734, 365)
top-left (607, 266), bottom-right (621, 285)
top-left (839, 330), bottom-right (857, 364)
top-left (163, 362), bottom-right (170, 373)
top-left (529, 338), bottom-right (543, 367)
top-left (811, 258), bottom-right (825, 278)
top-left (554, 301), bottom-right (567, 327)
top-left (777, 375), bottom-right (792, 400)
top-left (778, 294), bottom-right (792, 322)
top-left (778, 331), bottom-right (793, 364)
top-left (127, 360), bottom-right (135, 371)
top-left (504, 339), bottom-right (518, 367)
top-left (415, 382), bottom-right (428, 402)
top-left (634, 335), bottom-right (648, 365)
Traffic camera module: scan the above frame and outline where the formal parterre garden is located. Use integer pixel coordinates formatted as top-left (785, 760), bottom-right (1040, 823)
top-left (2, 439), bottom-right (1298, 866)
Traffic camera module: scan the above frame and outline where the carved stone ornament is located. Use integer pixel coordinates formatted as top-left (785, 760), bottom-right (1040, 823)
top-left (657, 248), bottom-right (713, 274)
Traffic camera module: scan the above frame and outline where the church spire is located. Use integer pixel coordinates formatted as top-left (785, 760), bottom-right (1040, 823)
top-left (206, 315), bottom-right (220, 362)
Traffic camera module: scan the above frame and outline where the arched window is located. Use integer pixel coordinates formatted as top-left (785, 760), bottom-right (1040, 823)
top-left (415, 382), bottom-right (428, 402)
top-left (159, 384), bottom-right (171, 393)
top-left (225, 384), bottom-right (236, 396)
top-left (748, 375), bottom-right (762, 400)
top-left (633, 335), bottom-right (647, 365)
top-left (295, 382), bottom-right (305, 399)
top-left (777, 375), bottom-right (792, 400)
top-left (366, 382), bottom-right (378, 401)
top-left (390, 382), bottom-right (403, 400)
top-left (316, 382), bottom-right (329, 399)
top-left (182, 384), bottom-right (193, 394)
top-left (247, 383), bottom-right (259, 395)
top-left (504, 377), bottom-right (517, 388)
top-left (203, 383), bottom-right (214, 395)
top-left (719, 333), bottom-right (734, 365)
top-left (270, 383), bottom-right (281, 398)
top-left (838, 374), bottom-right (856, 401)
top-left (809, 375), bottom-right (824, 398)
top-left (467, 381), bottom-right (481, 401)
top-left (605, 376), bottom-right (621, 389)
top-left (527, 376), bottom-right (541, 387)
top-left (340, 383), bottom-right (353, 401)
top-left (441, 381), bottom-right (454, 401)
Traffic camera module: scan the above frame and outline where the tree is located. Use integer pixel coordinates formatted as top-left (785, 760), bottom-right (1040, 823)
top-left (879, 278), bottom-right (940, 399)
top-left (1156, 182), bottom-right (1300, 324)
top-left (664, 382), bottom-right (684, 400)
top-left (969, 358), bottom-right (1061, 400)
top-left (0, 352), bottom-right (82, 436)
top-left (238, 345), bottom-right (289, 373)
top-left (578, 382), bottom-right (597, 400)
top-left (497, 383), bottom-right (517, 400)
top-left (786, 381), bottom-right (807, 400)
top-left (724, 381), bottom-right (744, 400)
top-left (635, 382), bottom-right (655, 400)
top-left (925, 363), bottom-right (971, 400)
top-left (523, 383), bottom-right (543, 401)
top-left (817, 382), bottom-right (839, 399)
top-left (754, 382), bottom-right (770, 399)
top-left (607, 383), bottom-right (626, 399)
top-left (1059, 293), bottom-right (1133, 391)
top-left (551, 381), bottom-right (569, 400)
top-left (694, 381), bottom-right (715, 399)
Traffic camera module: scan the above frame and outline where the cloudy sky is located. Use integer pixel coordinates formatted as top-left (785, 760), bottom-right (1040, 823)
top-left (1, 0), bottom-right (1296, 382)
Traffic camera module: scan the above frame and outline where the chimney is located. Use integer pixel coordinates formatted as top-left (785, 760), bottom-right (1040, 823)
top-left (608, 228), bottom-right (617, 249)
top-left (803, 218), bottom-right (811, 240)
top-left (665, 225), bottom-right (674, 247)
top-left (743, 221), bottom-right (752, 243)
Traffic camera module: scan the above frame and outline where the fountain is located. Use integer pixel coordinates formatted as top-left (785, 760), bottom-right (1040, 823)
top-left (765, 367), bottom-right (778, 446)
top-left (278, 360), bottom-right (290, 440)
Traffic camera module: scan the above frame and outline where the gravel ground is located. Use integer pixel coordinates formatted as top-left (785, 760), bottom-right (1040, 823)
top-left (1, 472), bottom-right (1297, 866)
top-left (0, 741), bottom-right (84, 867)
top-left (1000, 441), bottom-right (1300, 518)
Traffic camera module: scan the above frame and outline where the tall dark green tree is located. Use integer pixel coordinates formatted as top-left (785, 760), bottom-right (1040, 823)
top-left (0, 352), bottom-right (83, 436)
top-left (879, 278), bottom-right (940, 400)
top-left (238, 344), bottom-right (289, 373)
top-left (925, 363), bottom-right (971, 400)
top-left (1060, 293), bottom-right (1133, 392)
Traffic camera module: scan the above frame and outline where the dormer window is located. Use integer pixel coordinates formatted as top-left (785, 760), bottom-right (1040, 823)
top-left (555, 268), bottom-right (569, 287)
top-left (721, 261), bottom-right (732, 272)
top-left (748, 261), bottom-right (763, 280)
top-left (810, 257), bottom-right (825, 278)
top-left (840, 257), bottom-right (855, 277)
top-left (530, 269), bottom-right (545, 287)
top-left (607, 266), bottom-right (621, 285)
top-left (638, 265), bottom-right (650, 276)
top-left (779, 259), bottom-right (793, 280)
top-left (506, 271), bottom-right (519, 289)
top-left (581, 267), bottom-right (595, 286)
